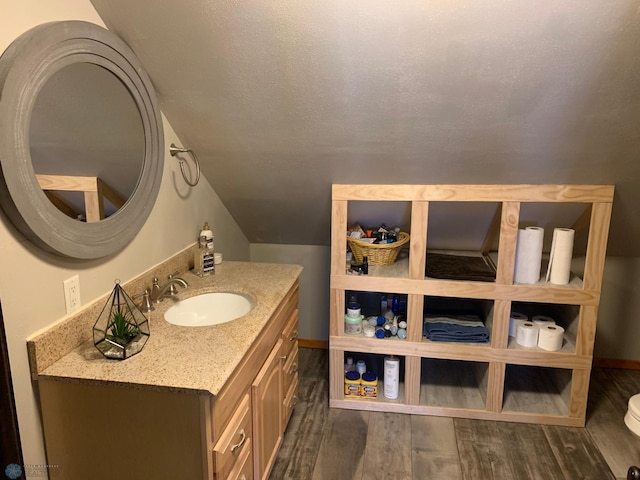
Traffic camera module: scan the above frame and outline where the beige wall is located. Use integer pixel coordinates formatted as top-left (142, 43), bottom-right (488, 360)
top-left (1, 0), bottom-right (249, 470)
top-left (591, 257), bottom-right (640, 362)
top-left (250, 244), bottom-right (330, 342)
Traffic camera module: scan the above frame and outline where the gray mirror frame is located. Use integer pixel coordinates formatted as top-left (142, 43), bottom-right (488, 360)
top-left (0, 21), bottom-right (164, 259)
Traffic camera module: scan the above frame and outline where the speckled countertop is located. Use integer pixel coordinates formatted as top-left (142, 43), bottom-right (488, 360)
top-left (33, 261), bottom-right (302, 396)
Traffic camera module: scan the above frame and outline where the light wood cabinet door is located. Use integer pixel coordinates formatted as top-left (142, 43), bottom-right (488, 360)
top-left (252, 338), bottom-right (284, 480)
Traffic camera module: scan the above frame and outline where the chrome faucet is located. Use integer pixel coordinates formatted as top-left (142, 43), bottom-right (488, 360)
top-left (149, 276), bottom-right (188, 303)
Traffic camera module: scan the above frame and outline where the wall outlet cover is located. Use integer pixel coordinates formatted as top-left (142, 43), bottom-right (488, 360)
top-left (63, 275), bottom-right (81, 314)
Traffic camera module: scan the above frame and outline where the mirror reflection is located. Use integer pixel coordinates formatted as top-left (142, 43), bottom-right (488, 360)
top-left (29, 62), bottom-right (144, 222)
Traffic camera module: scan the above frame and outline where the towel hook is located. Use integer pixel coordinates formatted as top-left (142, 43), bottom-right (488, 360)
top-left (169, 143), bottom-right (200, 186)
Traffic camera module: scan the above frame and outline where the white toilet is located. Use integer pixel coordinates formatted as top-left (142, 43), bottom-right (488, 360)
top-left (625, 394), bottom-right (640, 438)
top-left (625, 395), bottom-right (640, 480)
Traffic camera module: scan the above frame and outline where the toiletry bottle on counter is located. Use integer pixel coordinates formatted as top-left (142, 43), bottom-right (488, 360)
top-left (194, 235), bottom-right (215, 277)
top-left (200, 222), bottom-right (214, 250)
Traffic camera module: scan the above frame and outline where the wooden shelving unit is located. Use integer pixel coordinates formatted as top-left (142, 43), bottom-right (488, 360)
top-left (329, 184), bottom-right (614, 426)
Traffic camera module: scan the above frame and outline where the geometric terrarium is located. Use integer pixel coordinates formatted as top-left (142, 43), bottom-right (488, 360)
top-left (93, 280), bottom-right (150, 360)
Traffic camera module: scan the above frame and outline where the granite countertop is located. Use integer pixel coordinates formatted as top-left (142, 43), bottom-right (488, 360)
top-left (33, 261), bottom-right (302, 396)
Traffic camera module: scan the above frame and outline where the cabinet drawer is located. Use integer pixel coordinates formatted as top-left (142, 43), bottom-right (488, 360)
top-left (213, 393), bottom-right (252, 480)
top-left (283, 372), bottom-right (299, 428)
top-left (283, 343), bottom-right (298, 396)
top-left (227, 436), bottom-right (253, 480)
top-left (281, 309), bottom-right (299, 358)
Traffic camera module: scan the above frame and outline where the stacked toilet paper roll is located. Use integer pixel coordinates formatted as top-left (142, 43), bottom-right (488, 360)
top-left (514, 226), bottom-right (544, 284)
top-left (538, 324), bottom-right (565, 351)
top-left (509, 312), bottom-right (528, 337)
top-left (515, 322), bottom-right (539, 348)
top-left (532, 315), bottom-right (555, 328)
top-left (546, 228), bottom-right (575, 285)
top-left (514, 314), bottom-right (564, 351)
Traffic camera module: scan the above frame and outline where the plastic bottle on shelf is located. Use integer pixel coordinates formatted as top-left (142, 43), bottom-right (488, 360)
top-left (392, 296), bottom-right (400, 314)
top-left (347, 295), bottom-right (361, 316)
top-left (361, 372), bottom-right (378, 398)
top-left (344, 371), bottom-right (361, 397)
top-left (390, 316), bottom-right (398, 336)
top-left (346, 251), bottom-right (353, 272)
top-left (384, 356), bottom-right (400, 400)
top-left (344, 357), bottom-right (356, 373)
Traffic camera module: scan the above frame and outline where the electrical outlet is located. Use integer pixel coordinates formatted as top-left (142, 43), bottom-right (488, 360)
top-left (63, 275), bottom-right (81, 314)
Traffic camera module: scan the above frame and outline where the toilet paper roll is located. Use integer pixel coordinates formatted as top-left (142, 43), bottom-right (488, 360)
top-left (516, 322), bottom-right (539, 348)
top-left (546, 228), bottom-right (575, 285)
top-left (537, 324), bottom-right (564, 351)
top-left (509, 312), bottom-right (528, 337)
top-left (514, 227), bottom-right (544, 284)
top-left (532, 314), bottom-right (555, 328)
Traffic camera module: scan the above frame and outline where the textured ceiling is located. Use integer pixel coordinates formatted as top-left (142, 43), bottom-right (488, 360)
top-left (91, 0), bottom-right (640, 255)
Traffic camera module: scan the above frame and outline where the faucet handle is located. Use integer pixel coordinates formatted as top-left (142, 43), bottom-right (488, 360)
top-left (133, 288), bottom-right (154, 313)
top-left (167, 271), bottom-right (181, 296)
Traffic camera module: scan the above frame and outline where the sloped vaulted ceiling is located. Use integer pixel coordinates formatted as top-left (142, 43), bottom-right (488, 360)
top-left (91, 0), bottom-right (640, 255)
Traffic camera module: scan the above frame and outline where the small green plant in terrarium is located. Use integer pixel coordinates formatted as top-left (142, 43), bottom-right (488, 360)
top-left (106, 311), bottom-right (140, 347)
top-left (93, 281), bottom-right (150, 360)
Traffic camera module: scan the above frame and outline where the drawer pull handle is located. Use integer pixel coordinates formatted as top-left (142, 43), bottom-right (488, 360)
top-left (289, 395), bottom-right (299, 409)
top-left (240, 475), bottom-right (247, 480)
top-left (289, 331), bottom-right (299, 342)
top-left (230, 429), bottom-right (246, 453)
top-left (289, 363), bottom-right (298, 375)
top-left (281, 354), bottom-right (288, 361)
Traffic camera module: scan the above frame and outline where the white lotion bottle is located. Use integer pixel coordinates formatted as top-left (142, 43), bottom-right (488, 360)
top-left (200, 222), bottom-right (214, 250)
top-left (384, 355), bottom-right (400, 399)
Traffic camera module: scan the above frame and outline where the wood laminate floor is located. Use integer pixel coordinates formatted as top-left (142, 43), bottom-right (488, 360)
top-left (270, 348), bottom-right (640, 480)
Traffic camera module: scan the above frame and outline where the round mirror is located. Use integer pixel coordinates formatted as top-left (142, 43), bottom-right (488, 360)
top-left (0, 21), bottom-right (163, 259)
top-left (30, 62), bottom-right (144, 221)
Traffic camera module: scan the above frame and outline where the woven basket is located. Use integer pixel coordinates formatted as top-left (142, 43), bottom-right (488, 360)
top-left (347, 232), bottom-right (410, 266)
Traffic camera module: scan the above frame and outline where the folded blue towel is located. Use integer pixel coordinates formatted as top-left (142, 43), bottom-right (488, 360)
top-left (423, 314), bottom-right (490, 343)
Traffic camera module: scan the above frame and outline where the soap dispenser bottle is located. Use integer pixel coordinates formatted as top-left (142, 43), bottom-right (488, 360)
top-left (200, 222), bottom-right (214, 250)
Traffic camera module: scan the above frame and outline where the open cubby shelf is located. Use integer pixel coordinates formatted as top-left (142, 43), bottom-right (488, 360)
top-left (329, 184), bottom-right (613, 426)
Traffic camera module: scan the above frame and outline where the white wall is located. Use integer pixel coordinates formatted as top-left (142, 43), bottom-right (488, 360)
top-left (250, 244), bottom-right (330, 342)
top-left (1, 0), bottom-right (249, 471)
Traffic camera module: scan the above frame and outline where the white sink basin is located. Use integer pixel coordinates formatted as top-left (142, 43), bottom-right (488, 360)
top-left (164, 292), bottom-right (254, 327)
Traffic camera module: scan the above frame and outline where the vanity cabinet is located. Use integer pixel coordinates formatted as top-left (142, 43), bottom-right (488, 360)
top-left (37, 281), bottom-right (299, 480)
top-left (329, 185), bottom-right (613, 427)
top-left (281, 310), bottom-right (300, 429)
top-left (252, 339), bottom-right (283, 480)
top-left (251, 301), bottom-right (300, 480)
